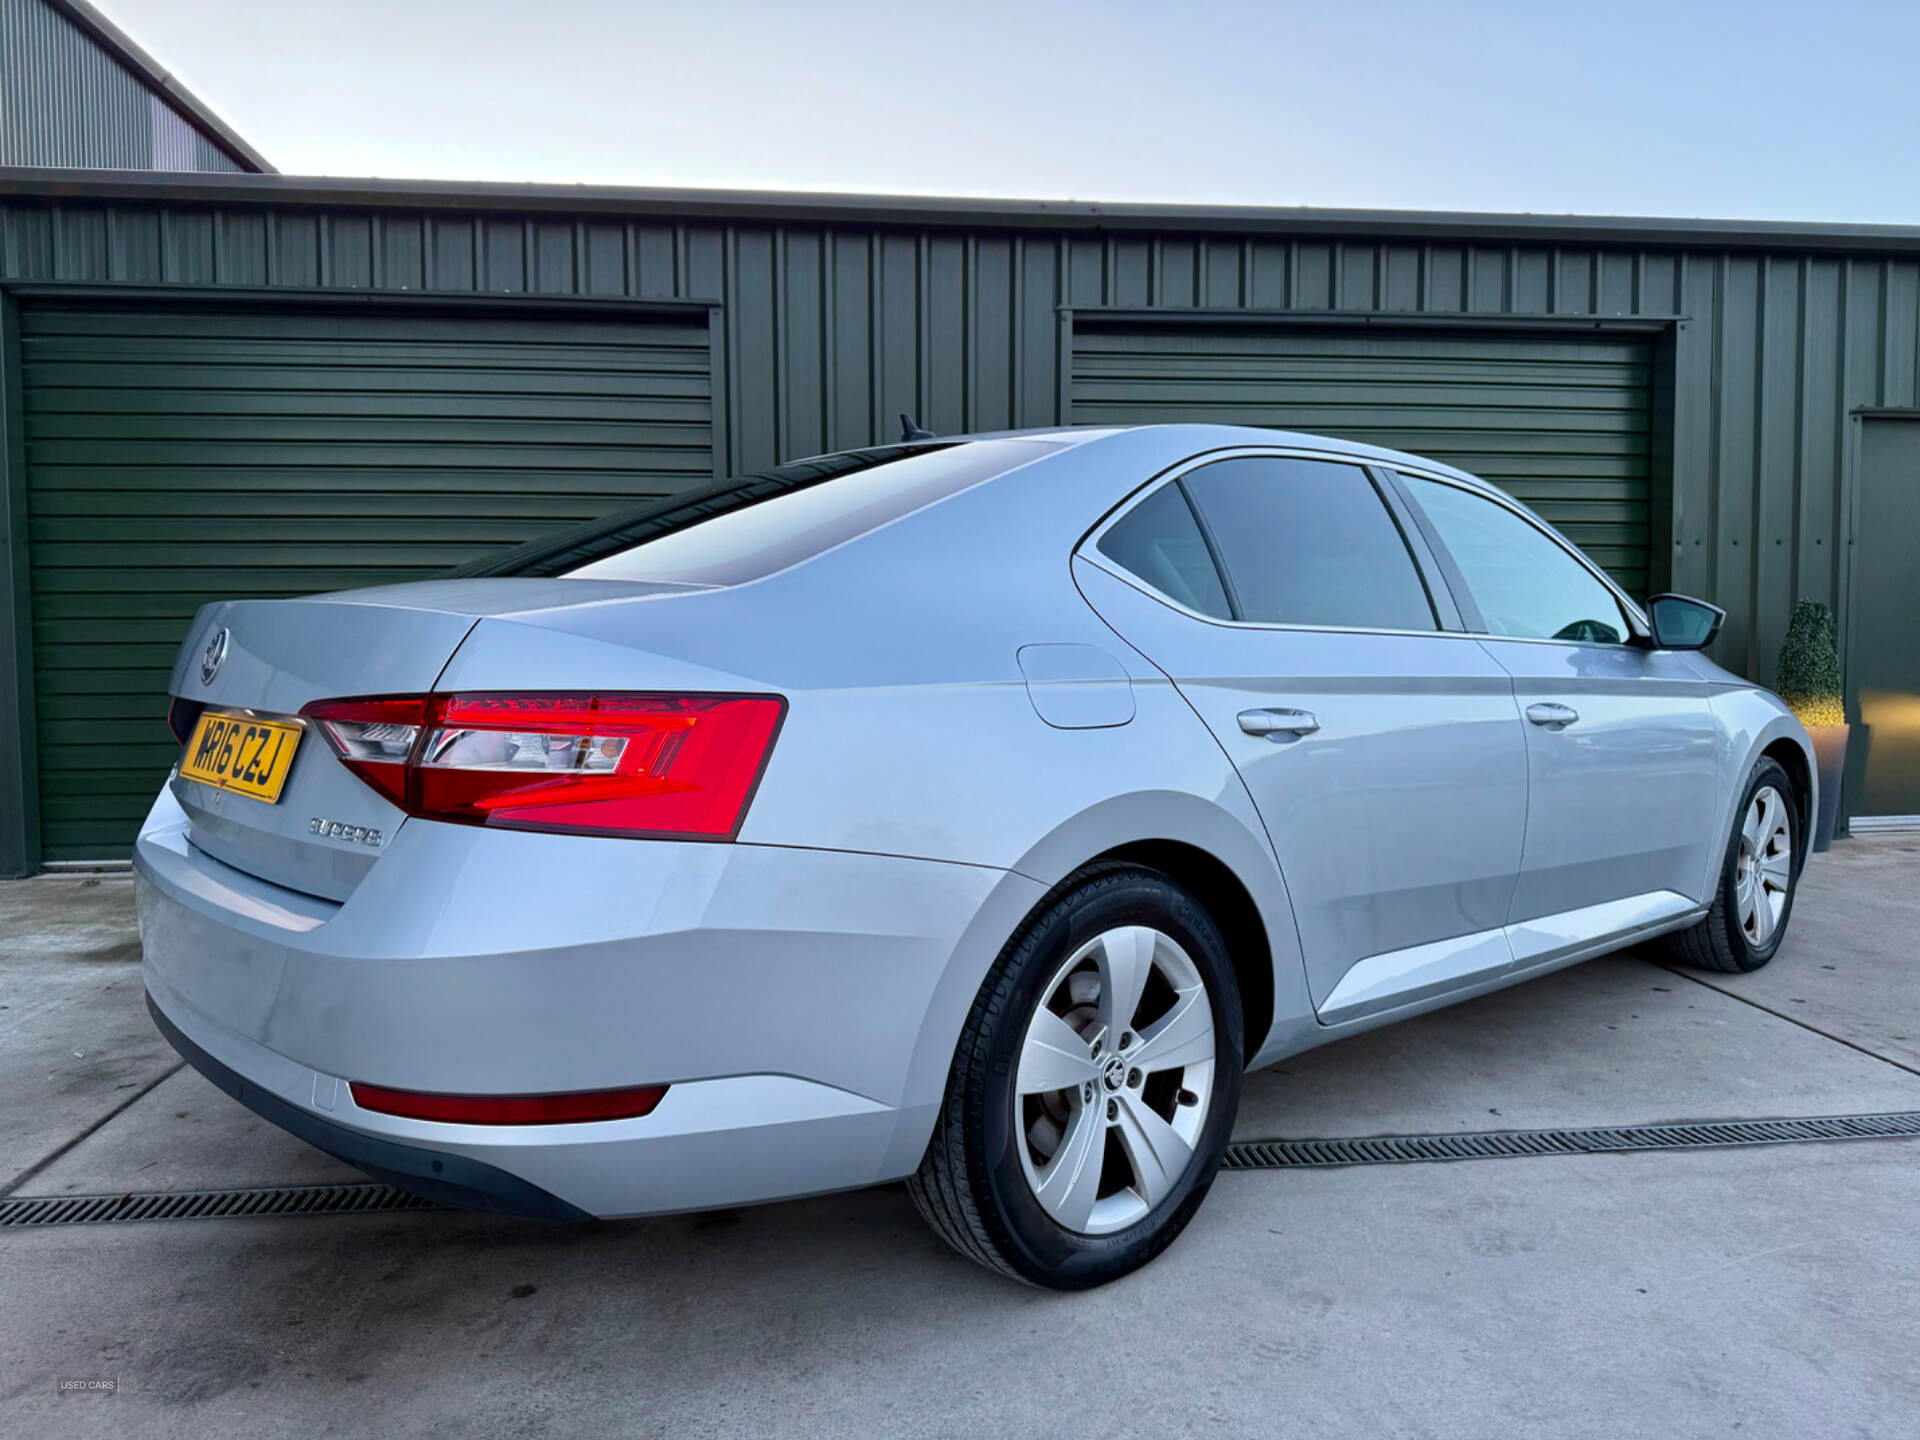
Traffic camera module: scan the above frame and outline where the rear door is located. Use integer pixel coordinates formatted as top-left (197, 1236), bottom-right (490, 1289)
top-left (1392, 471), bottom-right (1721, 947)
top-left (1076, 451), bottom-right (1530, 1021)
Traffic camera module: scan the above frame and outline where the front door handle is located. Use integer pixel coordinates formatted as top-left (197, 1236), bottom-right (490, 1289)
top-left (1526, 703), bottom-right (1579, 728)
top-left (1238, 707), bottom-right (1320, 737)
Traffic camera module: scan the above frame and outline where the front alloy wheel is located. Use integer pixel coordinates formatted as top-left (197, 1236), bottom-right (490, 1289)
top-left (910, 864), bottom-right (1242, 1289)
top-left (1733, 785), bottom-right (1794, 948)
top-left (1667, 755), bottom-right (1801, 974)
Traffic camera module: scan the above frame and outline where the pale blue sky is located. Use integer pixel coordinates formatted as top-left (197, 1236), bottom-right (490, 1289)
top-left (100, 0), bottom-right (1920, 223)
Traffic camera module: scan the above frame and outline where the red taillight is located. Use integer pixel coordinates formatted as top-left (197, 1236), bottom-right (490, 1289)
top-left (299, 696), bottom-right (428, 807)
top-left (349, 1081), bottom-right (668, 1126)
top-left (299, 692), bottom-right (785, 840)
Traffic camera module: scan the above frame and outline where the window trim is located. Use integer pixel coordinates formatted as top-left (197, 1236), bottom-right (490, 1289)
top-left (1091, 475), bottom-right (1238, 621)
top-left (1387, 465), bottom-right (1651, 649)
top-left (1371, 466), bottom-right (1486, 633)
top-left (1077, 445), bottom-right (1461, 639)
top-left (1170, 475), bottom-right (1245, 621)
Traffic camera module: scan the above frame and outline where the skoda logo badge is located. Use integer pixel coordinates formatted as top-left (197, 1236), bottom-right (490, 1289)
top-left (200, 626), bottom-right (230, 686)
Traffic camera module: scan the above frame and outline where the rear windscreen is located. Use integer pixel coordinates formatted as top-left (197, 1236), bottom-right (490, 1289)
top-left (454, 439), bottom-right (1061, 586)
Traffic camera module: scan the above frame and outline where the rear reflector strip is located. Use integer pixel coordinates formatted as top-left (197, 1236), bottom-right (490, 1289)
top-left (348, 1081), bottom-right (669, 1126)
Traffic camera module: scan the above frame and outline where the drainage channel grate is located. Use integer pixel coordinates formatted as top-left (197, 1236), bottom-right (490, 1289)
top-left (0, 1182), bottom-right (438, 1229)
top-left (1223, 1111), bottom-right (1920, 1171)
top-left (9, 1113), bottom-right (1920, 1228)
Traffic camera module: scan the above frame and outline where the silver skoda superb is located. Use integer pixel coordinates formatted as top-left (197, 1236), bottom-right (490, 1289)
top-left (138, 424), bottom-right (1813, 1289)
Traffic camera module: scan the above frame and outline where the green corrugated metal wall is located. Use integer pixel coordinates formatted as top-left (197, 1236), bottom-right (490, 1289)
top-left (0, 0), bottom-right (245, 172)
top-left (19, 302), bottom-right (711, 858)
top-left (2, 193), bottom-right (1920, 864)
top-left (1073, 325), bottom-right (1654, 594)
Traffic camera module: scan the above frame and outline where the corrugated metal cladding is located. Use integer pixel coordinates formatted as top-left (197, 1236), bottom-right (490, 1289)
top-left (147, 95), bottom-right (235, 173)
top-left (2, 201), bottom-right (1898, 683)
top-left (1073, 327), bottom-right (1654, 594)
top-left (0, 0), bottom-right (245, 171)
top-left (2, 192), bottom-right (1920, 860)
top-left (19, 302), bottom-right (712, 858)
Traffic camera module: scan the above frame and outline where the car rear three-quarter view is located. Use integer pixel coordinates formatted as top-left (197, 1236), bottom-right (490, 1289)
top-left (136, 423), bottom-right (1817, 1290)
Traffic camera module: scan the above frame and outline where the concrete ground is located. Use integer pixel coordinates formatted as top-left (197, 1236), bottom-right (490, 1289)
top-left (2, 838), bottom-right (1917, 1438)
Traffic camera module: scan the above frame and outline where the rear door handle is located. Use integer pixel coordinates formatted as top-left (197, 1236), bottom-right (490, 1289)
top-left (1526, 703), bottom-right (1579, 727)
top-left (1238, 707), bottom-right (1320, 737)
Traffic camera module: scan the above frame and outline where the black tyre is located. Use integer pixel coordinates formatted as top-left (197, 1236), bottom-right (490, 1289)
top-left (909, 863), bottom-right (1243, 1289)
top-left (1665, 756), bottom-right (1801, 974)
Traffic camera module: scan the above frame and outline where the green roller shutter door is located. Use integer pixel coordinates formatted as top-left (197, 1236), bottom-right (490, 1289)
top-left (1072, 325), bottom-right (1653, 593)
top-left (21, 302), bottom-right (713, 861)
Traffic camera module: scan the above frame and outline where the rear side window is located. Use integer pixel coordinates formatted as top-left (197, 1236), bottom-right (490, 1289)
top-left (1095, 482), bottom-right (1232, 619)
top-left (1181, 457), bottom-right (1437, 631)
top-left (1400, 473), bottom-right (1629, 644)
top-left (463, 439), bottom-right (1060, 585)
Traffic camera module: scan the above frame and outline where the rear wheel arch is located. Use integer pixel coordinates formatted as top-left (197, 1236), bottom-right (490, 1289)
top-left (909, 861), bottom-right (1245, 1286)
top-left (883, 793), bottom-right (1306, 1183)
top-left (1090, 840), bottom-right (1273, 1066)
top-left (1001, 791), bottom-right (1305, 1067)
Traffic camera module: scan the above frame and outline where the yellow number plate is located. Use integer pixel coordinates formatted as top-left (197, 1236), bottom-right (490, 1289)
top-left (179, 712), bottom-right (304, 803)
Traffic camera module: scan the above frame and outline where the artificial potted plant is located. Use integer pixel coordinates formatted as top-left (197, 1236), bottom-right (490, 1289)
top-left (1775, 599), bottom-right (1849, 851)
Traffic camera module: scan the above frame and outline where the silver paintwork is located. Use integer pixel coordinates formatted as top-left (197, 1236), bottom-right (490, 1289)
top-left (1474, 636), bottom-right (1722, 926)
top-left (1015, 643), bottom-right (1136, 729)
top-left (135, 423), bottom-right (1815, 1222)
top-left (1078, 555), bottom-right (1534, 1009)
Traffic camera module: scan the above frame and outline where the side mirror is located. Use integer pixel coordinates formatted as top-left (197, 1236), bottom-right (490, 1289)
top-left (1646, 593), bottom-right (1725, 651)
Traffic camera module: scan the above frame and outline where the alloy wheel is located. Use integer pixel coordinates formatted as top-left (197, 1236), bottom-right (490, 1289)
top-left (1735, 784), bottom-right (1793, 947)
top-left (1013, 925), bottom-right (1217, 1235)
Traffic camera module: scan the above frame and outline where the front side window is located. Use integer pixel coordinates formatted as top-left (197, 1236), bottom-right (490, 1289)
top-left (1401, 473), bottom-right (1629, 644)
top-left (1179, 457), bottom-right (1437, 631)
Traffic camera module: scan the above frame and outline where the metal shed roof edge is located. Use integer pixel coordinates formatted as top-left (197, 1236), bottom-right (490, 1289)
top-left (40, 0), bottom-right (275, 173)
top-left (1, 167), bottom-right (1917, 255)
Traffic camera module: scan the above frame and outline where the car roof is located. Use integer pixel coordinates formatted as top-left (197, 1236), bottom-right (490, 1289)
top-left (943, 423), bottom-right (1501, 497)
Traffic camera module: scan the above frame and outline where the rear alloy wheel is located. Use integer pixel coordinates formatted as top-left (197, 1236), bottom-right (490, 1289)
top-left (910, 864), bottom-right (1242, 1289)
top-left (1016, 926), bottom-right (1217, 1235)
top-left (1667, 756), bottom-right (1801, 973)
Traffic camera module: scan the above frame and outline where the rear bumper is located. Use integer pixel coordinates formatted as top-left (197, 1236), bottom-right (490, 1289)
top-left (146, 991), bottom-right (587, 1221)
top-left (134, 787), bottom-right (1043, 1218)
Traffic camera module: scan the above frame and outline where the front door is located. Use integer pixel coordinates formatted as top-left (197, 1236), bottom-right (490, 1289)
top-left (1078, 453), bottom-right (1530, 1015)
top-left (1396, 472), bottom-right (1722, 949)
